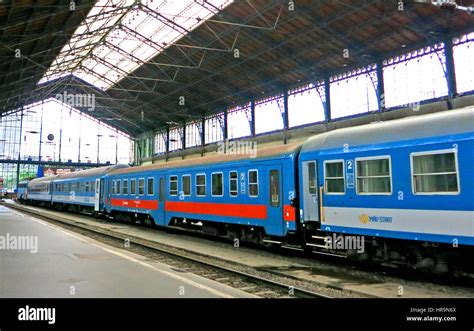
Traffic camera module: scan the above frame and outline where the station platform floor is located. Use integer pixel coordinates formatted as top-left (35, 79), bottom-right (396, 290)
top-left (0, 206), bottom-right (253, 298)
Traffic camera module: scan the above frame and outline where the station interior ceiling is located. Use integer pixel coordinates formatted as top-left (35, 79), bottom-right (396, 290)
top-left (1, 0), bottom-right (473, 137)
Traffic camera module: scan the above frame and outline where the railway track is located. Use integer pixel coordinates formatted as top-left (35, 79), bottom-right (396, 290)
top-left (2, 202), bottom-right (335, 299)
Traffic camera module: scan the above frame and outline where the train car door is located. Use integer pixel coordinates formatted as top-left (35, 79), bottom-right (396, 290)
top-left (157, 175), bottom-right (166, 226)
top-left (302, 161), bottom-right (319, 222)
top-left (94, 178), bottom-right (101, 212)
top-left (267, 166), bottom-right (283, 234)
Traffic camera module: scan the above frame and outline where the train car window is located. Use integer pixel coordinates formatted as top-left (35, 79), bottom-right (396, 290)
top-left (159, 178), bottom-right (165, 201)
top-left (147, 178), bottom-right (154, 195)
top-left (91, 181), bottom-right (95, 192)
top-left (112, 180), bottom-right (116, 195)
top-left (169, 176), bottom-right (178, 196)
top-left (269, 170), bottom-right (280, 207)
top-left (116, 180), bottom-right (121, 195)
top-left (130, 179), bottom-right (136, 195)
top-left (182, 175), bottom-right (191, 196)
top-left (324, 161), bottom-right (345, 194)
top-left (356, 156), bottom-right (392, 194)
top-left (138, 178), bottom-right (145, 195)
top-left (196, 174), bottom-right (206, 196)
top-left (248, 170), bottom-right (259, 197)
top-left (411, 150), bottom-right (459, 194)
top-left (229, 171), bottom-right (238, 197)
top-left (122, 179), bottom-right (129, 195)
top-left (212, 173), bottom-right (223, 196)
top-left (308, 162), bottom-right (317, 194)
top-left (85, 181), bottom-right (90, 193)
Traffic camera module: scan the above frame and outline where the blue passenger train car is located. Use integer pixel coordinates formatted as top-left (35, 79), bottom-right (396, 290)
top-left (16, 181), bottom-right (29, 202)
top-left (26, 165), bottom-right (129, 212)
top-left (26, 176), bottom-right (56, 203)
top-left (105, 143), bottom-right (301, 243)
top-left (299, 107), bottom-right (474, 270)
top-left (51, 165), bottom-right (129, 212)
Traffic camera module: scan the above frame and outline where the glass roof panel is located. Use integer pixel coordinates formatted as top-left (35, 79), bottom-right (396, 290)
top-left (39, 0), bottom-right (233, 90)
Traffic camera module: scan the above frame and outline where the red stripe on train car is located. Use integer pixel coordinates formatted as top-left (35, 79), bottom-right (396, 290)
top-left (283, 205), bottom-right (296, 222)
top-left (110, 198), bottom-right (158, 210)
top-left (165, 201), bottom-right (267, 219)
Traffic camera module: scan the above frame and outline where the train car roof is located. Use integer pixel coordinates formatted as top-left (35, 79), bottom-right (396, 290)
top-left (301, 106), bottom-right (474, 153)
top-left (111, 142), bottom-right (302, 175)
top-left (28, 164), bottom-right (129, 184)
top-left (28, 175), bottom-right (58, 184)
top-left (54, 164), bottom-right (130, 180)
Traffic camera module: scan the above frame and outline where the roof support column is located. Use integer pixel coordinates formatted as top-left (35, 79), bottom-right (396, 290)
top-left (201, 116), bottom-right (205, 156)
top-left (323, 77), bottom-right (331, 123)
top-left (15, 108), bottom-right (24, 189)
top-left (223, 110), bottom-right (228, 141)
top-left (250, 98), bottom-right (256, 137)
top-left (182, 123), bottom-right (186, 154)
top-left (376, 59), bottom-right (385, 113)
top-left (283, 90), bottom-right (289, 144)
top-left (115, 131), bottom-right (119, 164)
top-left (444, 37), bottom-right (457, 108)
top-left (283, 90), bottom-right (289, 130)
top-left (78, 113), bottom-right (82, 162)
top-left (38, 101), bottom-right (44, 163)
top-left (165, 125), bottom-right (170, 160)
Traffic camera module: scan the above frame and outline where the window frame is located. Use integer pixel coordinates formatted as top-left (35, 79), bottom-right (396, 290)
top-left (307, 161), bottom-right (317, 194)
top-left (169, 175), bottom-right (178, 196)
top-left (138, 178), bottom-right (145, 196)
top-left (116, 180), bottom-right (121, 195)
top-left (248, 169), bottom-right (259, 197)
top-left (147, 177), bottom-right (155, 196)
top-left (355, 155), bottom-right (393, 195)
top-left (130, 178), bottom-right (136, 195)
top-left (182, 174), bottom-right (191, 196)
top-left (229, 170), bottom-right (238, 197)
top-left (122, 179), bottom-right (129, 195)
top-left (211, 172), bottom-right (224, 197)
top-left (410, 148), bottom-right (460, 195)
top-left (323, 159), bottom-right (346, 195)
top-left (269, 169), bottom-right (280, 207)
top-left (195, 173), bottom-right (206, 197)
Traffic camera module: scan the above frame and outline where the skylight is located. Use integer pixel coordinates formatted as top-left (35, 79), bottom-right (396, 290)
top-left (39, 0), bottom-right (232, 90)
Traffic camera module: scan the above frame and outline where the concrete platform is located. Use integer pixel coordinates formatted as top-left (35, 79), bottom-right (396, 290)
top-left (0, 206), bottom-right (253, 298)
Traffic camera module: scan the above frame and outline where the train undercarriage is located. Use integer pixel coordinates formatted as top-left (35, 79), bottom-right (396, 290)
top-left (302, 221), bottom-right (474, 275)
